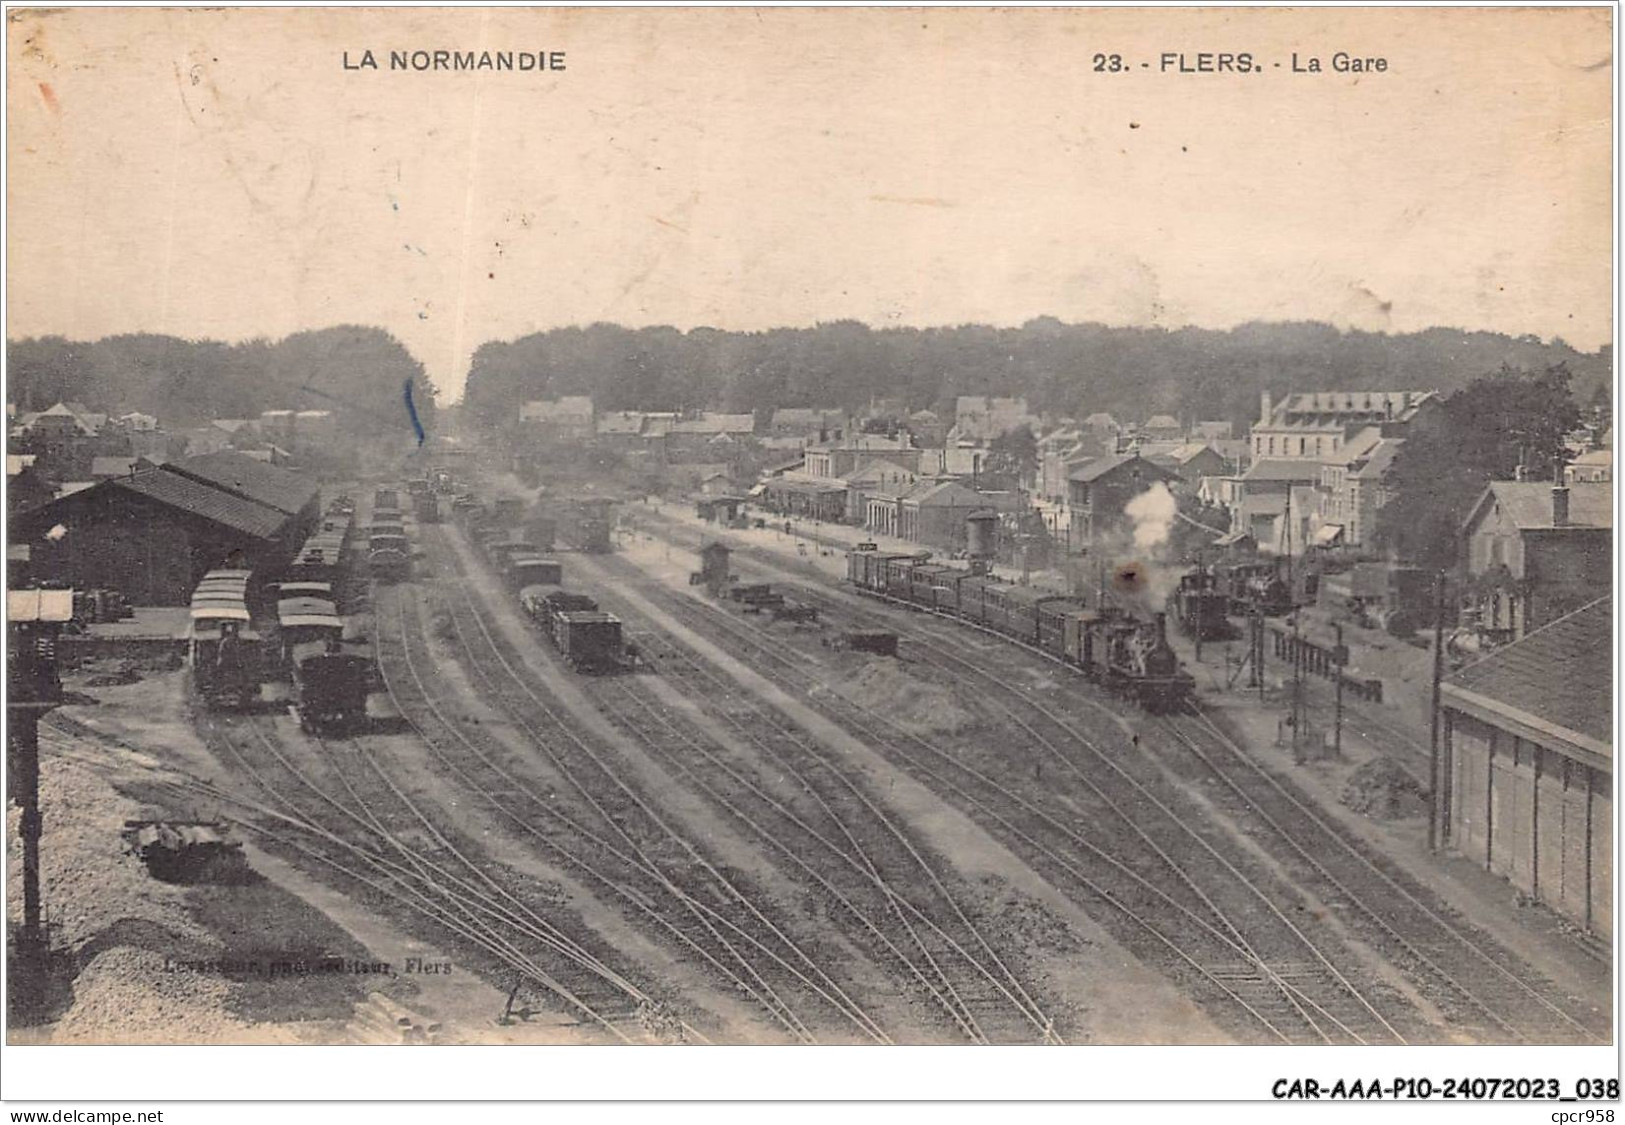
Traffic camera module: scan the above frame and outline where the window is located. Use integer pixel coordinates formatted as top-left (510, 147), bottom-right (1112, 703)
top-left (1267, 437), bottom-right (1276, 456)
top-left (1314, 437), bottom-right (1323, 457)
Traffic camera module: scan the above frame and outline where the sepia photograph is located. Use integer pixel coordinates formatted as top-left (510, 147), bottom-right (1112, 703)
top-left (2, 1), bottom-right (1616, 1107)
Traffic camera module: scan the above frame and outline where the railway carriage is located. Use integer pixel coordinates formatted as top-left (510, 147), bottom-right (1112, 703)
top-left (552, 611), bottom-right (631, 674)
top-left (276, 596), bottom-right (344, 665)
top-left (907, 564), bottom-right (965, 615)
top-left (1168, 568), bottom-right (1232, 640)
top-left (955, 574), bottom-right (1002, 628)
top-left (368, 534), bottom-right (411, 582)
top-left (983, 584), bottom-right (1072, 648)
top-left (290, 640), bottom-right (375, 733)
top-left (1037, 598), bottom-right (1090, 660)
top-left (188, 610), bottom-right (262, 709)
top-left (845, 549), bottom-right (912, 592)
top-left (507, 556), bottom-right (563, 588)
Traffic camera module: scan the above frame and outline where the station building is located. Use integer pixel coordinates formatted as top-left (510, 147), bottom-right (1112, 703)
top-left (1438, 596), bottom-right (1611, 938)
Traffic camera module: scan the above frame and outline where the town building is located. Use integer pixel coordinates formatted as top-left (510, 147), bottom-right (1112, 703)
top-left (843, 458), bottom-right (921, 524)
top-left (1250, 389), bottom-right (1436, 463)
top-left (6, 456), bottom-right (51, 516)
top-left (759, 477), bottom-right (847, 522)
top-left (953, 396), bottom-right (1035, 443)
top-left (1440, 596), bottom-right (1611, 938)
top-left (1316, 429), bottom-right (1404, 548)
top-left (518, 395), bottom-right (596, 442)
top-left (768, 408), bottom-right (847, 441)
top-left (1565, 448), bottom-right (1612, 484)
top-left (897, 479), bottom-right (992, 549)
top-left (803, 434), bottom-right (920, 480)
top-left (1064, 453), bottom-right (1179, 548)
top-left (1148, 442), bottom-right (1226, 483)
top-left (1460, 480), bottom-right (1611, 640)
top-left (1140, 414), bottom-right (1183, 442)
top-left (1191, 420), bottom-right (1234, 442)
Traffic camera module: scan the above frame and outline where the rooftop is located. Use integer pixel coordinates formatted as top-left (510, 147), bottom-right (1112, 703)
top-left (1472, 481), bottom-right (1612, 532)
top-left (1242, 458), bottom-right (1326, 483)
top-left (166, 451), bottom-right (318, 516)
top-left (115, 468), bottom-right (289, 539)
top-left (1069, 452), bottom-right (1178, 485)
top-left (1447, 596), bottom-right (1611, 750)
top-left (1263, 390), bottom-right (1436, 429)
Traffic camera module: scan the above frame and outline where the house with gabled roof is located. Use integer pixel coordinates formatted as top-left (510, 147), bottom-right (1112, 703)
top-left (1065, 452), bottom-right (1179, 546)
top-left (1460, 479), bottom-right (1611, 640)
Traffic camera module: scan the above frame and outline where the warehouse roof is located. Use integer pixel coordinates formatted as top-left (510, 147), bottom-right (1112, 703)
top-left (166, 451), bottom-right (317, 516)
top-left (114, 468), bottom-right (288, 539)
top-left (1445, 596), bottom-right (1611, 756)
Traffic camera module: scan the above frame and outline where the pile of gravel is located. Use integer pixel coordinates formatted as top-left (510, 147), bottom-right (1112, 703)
top-left (7, 748), bottom-right (297, 1043)
top-left (1340, 756), bottom-right (1430, 820)
top-left (830, 657), bottom-right (977, 737)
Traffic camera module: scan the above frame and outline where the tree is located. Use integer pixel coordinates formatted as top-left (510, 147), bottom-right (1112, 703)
top-left (986, 425), bottom-right (1039, 485)
top-left (1374, 364), bottom-right (1581, 570)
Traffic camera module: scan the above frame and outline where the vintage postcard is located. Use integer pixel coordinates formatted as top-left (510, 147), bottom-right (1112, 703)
top-left (3, 2), bottom-right (1614, 1104)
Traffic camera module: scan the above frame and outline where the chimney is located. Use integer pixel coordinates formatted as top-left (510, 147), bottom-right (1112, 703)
top-left (1552, 456), bottom-right (1571, 526)
top-left (1260, 390), bottom-right (1273, 426)
top-left (1154, 612), bottom-right (1168, 647)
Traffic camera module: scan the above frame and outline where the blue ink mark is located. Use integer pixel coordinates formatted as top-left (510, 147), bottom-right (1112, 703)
top-left (403, 379), bottom-right (425, 446)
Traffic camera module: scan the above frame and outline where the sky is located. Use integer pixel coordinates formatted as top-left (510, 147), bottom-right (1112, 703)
top-left (6, 6), bottom-right (1613, 401)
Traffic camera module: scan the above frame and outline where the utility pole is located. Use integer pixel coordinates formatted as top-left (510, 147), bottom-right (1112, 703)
top-left (1428, 570), bottom-right (1448, 852)
top-left (9, 614), bottom-right (65, 1021)
top-left (1333, 621), bottom-right (1345, 758)
top-left (1285, 487), bottom-right (1303, 764)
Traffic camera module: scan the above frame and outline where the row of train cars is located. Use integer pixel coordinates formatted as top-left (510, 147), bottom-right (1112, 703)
top-left (843, 549), bottom-right (1387, 713)
top-left (846, 549), bottom-right (1195, 714)
top-left (187, 489), bottom-right (418, 733)
top-left (455, 501), bottom-right (637, 674)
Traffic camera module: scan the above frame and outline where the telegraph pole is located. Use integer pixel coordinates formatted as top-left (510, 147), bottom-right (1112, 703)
top-left (1428, 570), bottom-right (1448, 852)
top-left (1285, 487), bottom-right (1303, 763)
top-left (1333, 621), bottom-right (1345, 758)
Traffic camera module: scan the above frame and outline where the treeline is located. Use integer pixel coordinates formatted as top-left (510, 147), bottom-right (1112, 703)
top-left (462, 319), bottom-right (1611, 433)
top-left (7, 326), bottom-right (438, 437)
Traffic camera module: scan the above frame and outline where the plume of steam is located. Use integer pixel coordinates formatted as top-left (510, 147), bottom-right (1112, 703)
top-left (1124, 481), bottom-right (1177, 551)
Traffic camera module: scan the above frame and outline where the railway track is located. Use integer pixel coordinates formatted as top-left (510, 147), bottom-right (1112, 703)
top-left (58, 704), bottom-right (672, 1042)
top-left (1168, 708), bottom-right (1605, 1044)
top-left (635, 529), bottom-right (1605, 1044)
top-left (399, 539), bottom-right (892, 1043)
top-left (591, 623), bottom-right (1061, 1043)
top-left (583, 550), bottom-right (1420, 1044)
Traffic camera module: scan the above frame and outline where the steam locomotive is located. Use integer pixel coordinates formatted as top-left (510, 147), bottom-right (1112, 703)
top-left (846, 549), bottom-right (1193, 713)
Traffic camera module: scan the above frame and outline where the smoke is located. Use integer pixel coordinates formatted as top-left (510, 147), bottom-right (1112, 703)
top-left (1108, 482), bottom-right (1182, 614)
top-left (1125, 481), bottom-right (1178, 551)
